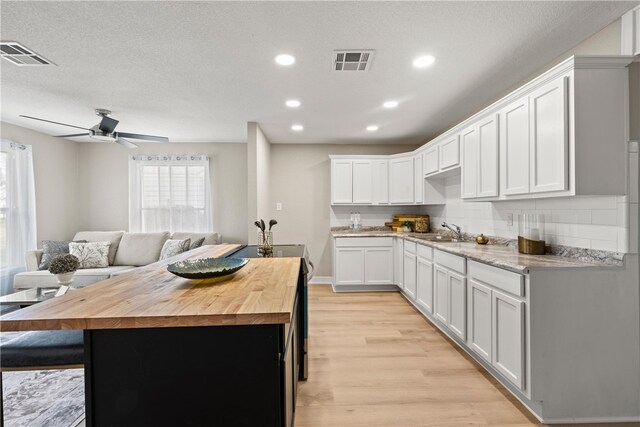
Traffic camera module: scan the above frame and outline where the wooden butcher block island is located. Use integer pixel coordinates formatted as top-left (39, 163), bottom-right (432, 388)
top-left (1, 244), bottom-right (306, 427)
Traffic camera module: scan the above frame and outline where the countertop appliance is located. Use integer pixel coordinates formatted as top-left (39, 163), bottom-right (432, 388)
top-left (226, 244), bottom-right (311, 381)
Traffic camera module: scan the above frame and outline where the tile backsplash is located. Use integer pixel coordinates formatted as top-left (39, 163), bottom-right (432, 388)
top-left (425, 174), bottom-right (632, 253)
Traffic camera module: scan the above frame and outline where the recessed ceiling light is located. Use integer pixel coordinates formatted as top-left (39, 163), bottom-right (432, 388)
top-left (383, 100), bottom-right (399, 109)
top-left (286, 99), bottom-right (301, 108)
top-left (291, 124), bottom-right (304, 131)
top-left (275, 54), bottom-right (295, 66)
top-left (366, 125), bottom-right (379, 132)
top-left (413, 55), bottom-right (435, 69)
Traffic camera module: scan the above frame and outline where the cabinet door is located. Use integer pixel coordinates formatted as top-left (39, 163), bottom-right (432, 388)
top-left (331, 160), bottom-right (353, 204)
top-left (529, 76), bottom-right (568, 194)
top-left (477, 114), bottom-right (499, 198)
top-left (389, 157), bottom-right (414, 204)
top-left (434, 266), bottom-right (449, 324)
top-left (335, 247), bottom-right (365, 285)
top-left (414, 155), bottom-right (423, 204)
top-left (423, 145), bottom-right (439, 176)
top-left (372, 160), bottom-right (389, 204)
top-left (439, 135), bottom-right (460, 170)
top-left (448, 271), bottom-right (466, 340)
top-left (394, 238), bottom-right (404, 289)
top-left (403, 252), bottom-right (417, 300)
top-left (352, 160), bottom-right (373, 204)
top-left (492, 290), bottom-right (525, 390)
top-left (467, 279), bottom-right (492, 363)
top-left (460, 125), bottom-right (478, 199)
top-left (416, 257), bottom-right (433, 314)
top-left (365, 247), bottom-right (394, 285)
top-left (500, 97), bottom-right (530, 196)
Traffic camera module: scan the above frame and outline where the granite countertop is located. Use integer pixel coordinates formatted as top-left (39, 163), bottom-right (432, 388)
top-left (331, 228), bottom-right (623, 274)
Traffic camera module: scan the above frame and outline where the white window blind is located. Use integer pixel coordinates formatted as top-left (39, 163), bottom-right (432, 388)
top-left (129, 155), bottom-right (213, 233)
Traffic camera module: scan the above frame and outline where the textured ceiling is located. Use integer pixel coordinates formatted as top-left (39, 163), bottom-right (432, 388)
top-left (0, 1), bottom-right (636, 144)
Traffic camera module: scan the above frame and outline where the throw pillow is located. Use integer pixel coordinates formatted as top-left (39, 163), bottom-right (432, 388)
top-left (189, 237), bottom-right (206, 250)
top-left (160, 239), bottom-right (191, 260)
top-left (38, 240), bottom-right (87, 270)
top-left (69, 241), bottom-right (111, 269)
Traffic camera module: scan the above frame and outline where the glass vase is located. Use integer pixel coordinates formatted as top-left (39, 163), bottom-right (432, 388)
top-left (258, 230), bottom-right (273, 256)
top-left (518, 214), bottom-right (546, 255)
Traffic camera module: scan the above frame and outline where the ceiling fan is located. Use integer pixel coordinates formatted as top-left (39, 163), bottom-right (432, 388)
top-left (19, 108), bottom-right (169, 148)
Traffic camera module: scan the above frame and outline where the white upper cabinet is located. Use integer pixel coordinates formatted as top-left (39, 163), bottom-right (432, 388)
top-left (622, 6), bottom-right (640, 56)
top-left (331, 56), bottom-right (632, 204)
top-left (477, 115), bottom-right (499, 198)
top-left (423, 145), bottom-right (440, 176)
top-left (499, 97), bottom-right (530, 196)
top-left (389, 156), bottom-right (414, 204)
top-left (352, 160), bottom-right (373, 204)
top-left (461, 114), bottom-right (498, 199)
top-left (331, 159), bottom-right (352, 204)
top-left (372, 159), bottom-right (389, 204)
top-left (330, 157), bottom-right (386, 205)
top-left (439, 135), bottom-right (460, 170)
top-left (529, 76), bottom-right (568, 194)
top-left (414, 154), bottom-right (423, 204)
top-left (460, 125), bottom-right (479, 199)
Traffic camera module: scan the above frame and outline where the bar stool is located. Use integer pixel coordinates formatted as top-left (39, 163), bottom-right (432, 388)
top-left (0, 330), bottom-right (84, 423)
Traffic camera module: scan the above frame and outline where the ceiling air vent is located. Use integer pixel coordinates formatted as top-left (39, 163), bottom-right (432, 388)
top-left (0, 42), bottom-right (55, 66)
top-left (333, 50), bottom-right (374, 72)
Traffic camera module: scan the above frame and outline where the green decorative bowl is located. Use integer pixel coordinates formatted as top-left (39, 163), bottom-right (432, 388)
top-left (167, 257), bottom-right (249, 279)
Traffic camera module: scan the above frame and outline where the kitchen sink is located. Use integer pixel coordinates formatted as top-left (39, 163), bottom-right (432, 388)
top-left (411, 234), bottom-right (461, 243)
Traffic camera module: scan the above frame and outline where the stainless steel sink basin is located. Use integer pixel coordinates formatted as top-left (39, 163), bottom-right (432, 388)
top-left (411, 235), bottom-right (461, 243)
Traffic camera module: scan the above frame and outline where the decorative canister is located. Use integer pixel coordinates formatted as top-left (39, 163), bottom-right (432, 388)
top-left (518, 214), bottom-right (546, 255)
top-left (475, 234), bottom-right (489, 245)
top-left (414, 216), bottom-right (430, 233)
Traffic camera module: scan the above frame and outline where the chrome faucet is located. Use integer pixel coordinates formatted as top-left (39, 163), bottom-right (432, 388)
top-left (442, 222), bottom-right (463, 241)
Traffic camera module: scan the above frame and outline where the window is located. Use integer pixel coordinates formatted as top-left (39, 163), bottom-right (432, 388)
top-left (0, 151), bottom-right (7, 267)
top-left (129, 155), bottom-right (213, 233)
top-left (0, 140), bottom-right (37, 296)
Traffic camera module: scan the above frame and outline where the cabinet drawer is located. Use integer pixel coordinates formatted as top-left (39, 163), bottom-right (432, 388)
top-left (417, 244), bottom-right (433, 260)
top-left (468, 260), bottom-right (524, 297)
top-left (335, 237), bottom-right (393, 247)
top-left (404, 241), bottom-right (417, 255)
top-left (434, 249), bottom-right (466, 274)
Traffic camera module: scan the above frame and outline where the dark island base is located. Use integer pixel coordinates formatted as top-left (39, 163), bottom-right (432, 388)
top-left (84, 318), bottom-right (299, 427)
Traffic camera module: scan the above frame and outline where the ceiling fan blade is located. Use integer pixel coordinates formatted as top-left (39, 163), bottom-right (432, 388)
top-left (55, 133), bottom-right (90, 138)
top-left (116, 132), bottom-right (169, 143)
top-left (98, 116), bottom-right (119, 133)
top-left (116, 137), bottom-right (138, 149)
top-left (19, 115), bottom-right (91, 131)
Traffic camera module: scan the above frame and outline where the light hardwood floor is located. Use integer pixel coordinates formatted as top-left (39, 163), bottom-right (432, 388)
top-left (295, 285), bottom-right (638, 427)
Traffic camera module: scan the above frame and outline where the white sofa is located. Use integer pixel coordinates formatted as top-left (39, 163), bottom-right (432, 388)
top-left (14, 231), bottom-right (221, 290)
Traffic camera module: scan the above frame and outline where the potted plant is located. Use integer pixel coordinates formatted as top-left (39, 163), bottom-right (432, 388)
top-left (48, 253), bottom-right (79, 285)
top-left (402, 221), bottom-right (414, 233)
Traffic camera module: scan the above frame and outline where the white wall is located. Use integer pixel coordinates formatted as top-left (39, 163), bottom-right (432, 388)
top-left (247, 122), bottom-right (271, 244)
top-left (0, 121), bottom-right (80, 243)
top-left (269, 144), bottom-right (418, 278)
top-left (77, 141), bottom-right (248, 243)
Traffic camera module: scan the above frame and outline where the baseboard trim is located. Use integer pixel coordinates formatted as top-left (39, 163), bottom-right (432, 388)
top-left (540, 416), bottom-right (640, 424)
top-left (332, 284), bottom-right (399, 292)
top-left (309, 276), bottom-right (332, 285)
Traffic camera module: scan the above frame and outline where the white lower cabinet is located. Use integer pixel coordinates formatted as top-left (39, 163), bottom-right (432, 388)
top-left (416, 255), bottom-right (434, 314)
top-left (492, 289), bottom-right (525, 389)
top-left (447, 271), bottom-right (466, 340)
top-left (393, 237), bottom-right (404, 289)
top-left (433, 266), bottom-right (449, 324)
top-left (334, 247), bottom-right (365, 286)
top-left (365, 247), bottom-right (394, 285)
top-left (403, 251), bottom-right (417, 300)
top-left (334, 238), bottom-right (393, 288)
top-left (467, 279), bottom-right (493, 363)
top-left (467, 260), bottom-right (526, 390)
